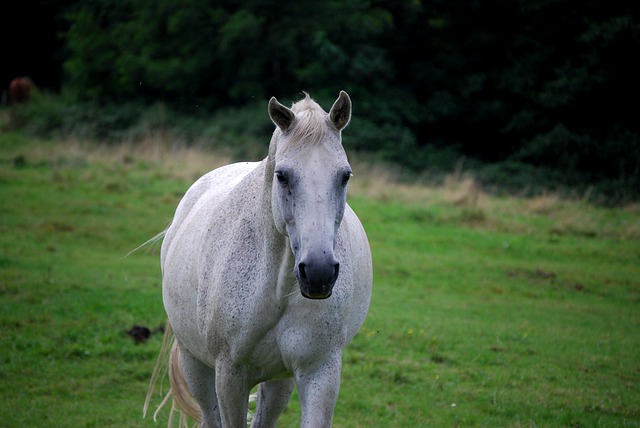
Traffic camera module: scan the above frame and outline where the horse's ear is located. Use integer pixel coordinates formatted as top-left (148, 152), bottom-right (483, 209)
top-left (329, 90), bottom-right (352, 131)
top-left (269, 97), bottom-right (295, 132)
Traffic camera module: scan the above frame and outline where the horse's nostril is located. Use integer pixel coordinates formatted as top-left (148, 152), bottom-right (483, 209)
top-left (333, 263), bottom-right (340, 283)
top-left (298, 263), bottom-right (308, 283)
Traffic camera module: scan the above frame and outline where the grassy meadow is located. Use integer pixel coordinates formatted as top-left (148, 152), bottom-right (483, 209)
top-left (0, 133), bottom-right (638, 427)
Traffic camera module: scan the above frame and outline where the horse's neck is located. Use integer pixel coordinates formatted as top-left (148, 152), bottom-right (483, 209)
top-left (249, 156), bottom-right (284, 244)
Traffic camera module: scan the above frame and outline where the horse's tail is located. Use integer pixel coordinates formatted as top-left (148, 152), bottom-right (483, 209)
top-left (127, 227), bottom-right (168, 257)
top-left (143, 322), bottom-right (202, 427)
top-left (168, 338), bottom-right (202, 425)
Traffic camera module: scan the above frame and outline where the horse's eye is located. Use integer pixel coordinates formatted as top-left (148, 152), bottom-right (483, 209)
top-left (342, 171), bottom-right (353, 186)
top-left (275, 171), bottom-right (288, 186)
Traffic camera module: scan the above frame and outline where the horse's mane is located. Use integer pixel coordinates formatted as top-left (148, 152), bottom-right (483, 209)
top-left (287, 93), bottom-right (329, 145)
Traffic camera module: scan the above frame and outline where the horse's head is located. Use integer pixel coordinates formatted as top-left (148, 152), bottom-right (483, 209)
top-left (268, 91), bottom-right (352, 299)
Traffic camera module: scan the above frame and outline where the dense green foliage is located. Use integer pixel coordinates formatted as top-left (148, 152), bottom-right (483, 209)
top-left (1, 136), bottom-right (638, 426)
top-left (3, 0), bottom-right (639, 202)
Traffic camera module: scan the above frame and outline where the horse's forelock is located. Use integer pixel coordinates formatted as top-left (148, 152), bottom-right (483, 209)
top-left (286, 94), bottom-right (329, 145)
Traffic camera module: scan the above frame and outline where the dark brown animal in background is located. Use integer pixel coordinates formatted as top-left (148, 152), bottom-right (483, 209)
top-left (9, 77), bottom-right (35, 104)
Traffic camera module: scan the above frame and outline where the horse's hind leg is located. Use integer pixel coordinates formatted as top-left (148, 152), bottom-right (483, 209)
top-left (178, 348), bottom-right (222, 428)
top-left (251, 378), bottom-right (294, 428)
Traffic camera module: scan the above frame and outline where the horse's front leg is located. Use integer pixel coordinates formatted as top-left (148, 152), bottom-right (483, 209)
top-left (296, 354), bottom-right (342, 428)
top-left (214, 358), bottom-right (251, 427)
top-left (251, 378), bottom-right (295, 428)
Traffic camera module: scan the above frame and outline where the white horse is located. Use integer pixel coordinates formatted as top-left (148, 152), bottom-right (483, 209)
top-left (146, 91), bottom-right (373, 427)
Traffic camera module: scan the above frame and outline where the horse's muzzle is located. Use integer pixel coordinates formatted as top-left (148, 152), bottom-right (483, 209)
top-left (297, 260), bottom-right (340, 299)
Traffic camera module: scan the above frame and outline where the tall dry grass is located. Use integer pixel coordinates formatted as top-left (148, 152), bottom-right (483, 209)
top-left (14, 135), bottom-right (640, 241)
top-left (22, 135), bottom-right (232, 184)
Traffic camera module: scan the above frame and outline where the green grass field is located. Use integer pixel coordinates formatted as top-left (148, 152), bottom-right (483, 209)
top-left (1, 134), bottom-right (638, 427)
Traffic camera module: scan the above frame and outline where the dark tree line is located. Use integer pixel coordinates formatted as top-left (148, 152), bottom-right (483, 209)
top-left (3, 0), bottom-right (639, 200)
